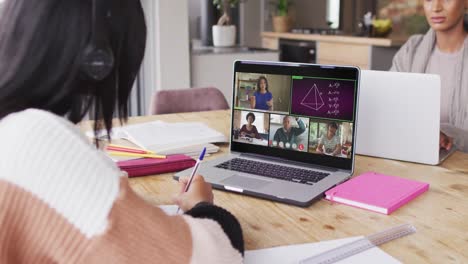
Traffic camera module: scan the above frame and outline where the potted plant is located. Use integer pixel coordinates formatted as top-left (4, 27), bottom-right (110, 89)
top-left (212, 0), bottom-right (239, 47)
top-left (271, 0), bottom-right (292, 33)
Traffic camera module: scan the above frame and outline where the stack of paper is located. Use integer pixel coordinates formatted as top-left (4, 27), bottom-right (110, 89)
top-left (156, 143), bottom-right (220, 158)
top-left (87, 121), bottom-right (227, 157)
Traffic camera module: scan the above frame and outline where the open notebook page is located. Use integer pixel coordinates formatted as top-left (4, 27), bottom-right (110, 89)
top-left (122, 121), bottom-right (227, 152)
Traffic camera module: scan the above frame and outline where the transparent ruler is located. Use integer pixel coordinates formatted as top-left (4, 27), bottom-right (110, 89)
top-left (299, 224), bottom-right (416, 264)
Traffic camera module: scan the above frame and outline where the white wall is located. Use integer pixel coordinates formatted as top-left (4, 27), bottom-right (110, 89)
top-left (140, 0), bottom-right (191, 114)
top-left (188, 0), bottom-right (201, 40)
top-left (155, 1), bottom-right (191, 90)
top-left (291, 0), bottom-right (328, 29)
top-left (239, 0), bottom-right (263, 47)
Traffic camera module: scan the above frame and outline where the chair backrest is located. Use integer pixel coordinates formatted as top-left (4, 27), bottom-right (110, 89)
top-left (149, 87), bottom-right (229, 115)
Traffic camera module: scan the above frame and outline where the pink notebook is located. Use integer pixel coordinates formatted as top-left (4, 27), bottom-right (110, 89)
top-left (325, 172), bottom-right (429, 215)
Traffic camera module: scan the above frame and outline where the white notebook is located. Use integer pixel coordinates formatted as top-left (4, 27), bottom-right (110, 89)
top-left (86, 121), bottom-right (226, 154)
top-left (244, 237), bottom-right (400, 264)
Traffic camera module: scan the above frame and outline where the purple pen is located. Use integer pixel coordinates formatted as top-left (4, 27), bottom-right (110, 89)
top-left (177, 147), bottom-right (207, 213)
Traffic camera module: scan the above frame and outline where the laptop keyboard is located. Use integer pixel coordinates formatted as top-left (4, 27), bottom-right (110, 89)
top-left (215, 158), bottom-right (330, 185)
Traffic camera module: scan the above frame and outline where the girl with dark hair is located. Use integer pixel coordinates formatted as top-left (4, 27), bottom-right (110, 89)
top-left (0, 0), bottom-right (243, 263)
top-left (240, 112), bottom-right (261, 139)
top-left (391, 0), bottom-right (468, 153)
top-left (250, 76), bottom-right (273, 110)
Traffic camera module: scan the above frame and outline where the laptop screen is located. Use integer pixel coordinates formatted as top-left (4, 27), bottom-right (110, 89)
top-left (231, 61), bottom-right (360, 170)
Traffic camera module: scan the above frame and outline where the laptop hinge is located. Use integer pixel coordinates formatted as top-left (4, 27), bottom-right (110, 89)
top-left (239, 153), bottom-right (339, 172)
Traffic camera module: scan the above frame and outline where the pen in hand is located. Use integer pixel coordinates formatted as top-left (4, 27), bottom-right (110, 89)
top-left (176, 147), bottom-right (207, 214)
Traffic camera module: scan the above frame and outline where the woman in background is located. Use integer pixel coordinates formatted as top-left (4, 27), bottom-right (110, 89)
top-left (250, 76), bottom-right (273, 111)
top-left (240, 112), bottom-right (261, 139)
top-left (0, 0), bottom-right (243, 263)
top-left (391, 0), bottom-right (468, 152)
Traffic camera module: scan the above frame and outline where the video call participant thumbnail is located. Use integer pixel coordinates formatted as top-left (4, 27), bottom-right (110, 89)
top-left (316, 122), bottom-right (341, 156)
top-left (250, 76), bottom-right (273, 111)
top-left (232, 110), bottom-right (269, 146)
top-left (234, 73), bottom-right (291, 113)
top-left (269, 115), bottom-right (309, 152)
top-left (240, 112), bottom-right (261, 139)
top-left (309, 120), bottom-right (353, 158)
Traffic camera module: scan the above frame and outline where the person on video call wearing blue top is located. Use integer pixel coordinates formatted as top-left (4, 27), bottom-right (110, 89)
top-left (250, 76), bottom-right (273, 111)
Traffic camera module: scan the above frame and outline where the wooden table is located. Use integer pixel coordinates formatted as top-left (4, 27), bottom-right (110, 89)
top-left (83, 110), bottom-right (468, 263)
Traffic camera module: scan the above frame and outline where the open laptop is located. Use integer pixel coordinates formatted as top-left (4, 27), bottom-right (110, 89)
top-left (175, 61), bottom-right (360, 207)
top-left (356, 70), bottom-right (456, 165)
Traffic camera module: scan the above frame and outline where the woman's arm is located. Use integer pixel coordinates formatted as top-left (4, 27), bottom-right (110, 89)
top-left (239, 125), bottom-right (247, 136)
top-left (249, 95), bottom-right (256, 109)
top-left (332, 143), bottom-right (342, 156)
top-left (266, 99), bottom-right (273, 110)
top-left (266, 93), bottom-right (273, 110)
top-left (252, 126), bottom-right (261, 139)
top-left (316, 143), bottom-right (324, 153)
top-left (176, 176), bottom-right (244, 255)
top-left (441, 123), bottom-right (468, 152)
top-left (184, 202), bottom-right (244, 254)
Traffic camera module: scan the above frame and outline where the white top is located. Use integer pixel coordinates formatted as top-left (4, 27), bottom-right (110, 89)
top-left (0, 109), bottom-right (122, 238)
top-left (426, 45), bottom-right (465, 123)
top-left (0, 109), bottom-right (243, 263)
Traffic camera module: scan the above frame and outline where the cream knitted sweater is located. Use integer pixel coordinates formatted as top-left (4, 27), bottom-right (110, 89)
top-left (0, 109), bottom-right (243, 263)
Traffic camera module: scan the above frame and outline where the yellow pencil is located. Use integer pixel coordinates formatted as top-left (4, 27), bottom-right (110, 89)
top-left (107, 151), bottom-right (166, 159)
top-left (107, 144), bottom-right (156, 154)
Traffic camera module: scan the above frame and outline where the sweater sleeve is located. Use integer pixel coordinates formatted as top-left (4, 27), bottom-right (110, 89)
top-left (185, 202), bottom-right (244, 255)
top-left (293, 119), bottom-right (306, 136)
top-left (252, 126), bottom-right (261, 139)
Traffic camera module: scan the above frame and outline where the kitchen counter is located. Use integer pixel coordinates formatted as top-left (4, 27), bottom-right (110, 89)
top-left (261, 31), bottom-right (407, 47)
top-left (261, 32), bottom-right (406, 70)
top-left (191, 46), bottom-right (280, 55)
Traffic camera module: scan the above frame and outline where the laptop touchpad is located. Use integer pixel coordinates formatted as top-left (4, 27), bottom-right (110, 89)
top-left (222, 175), bottom-right (271, 190)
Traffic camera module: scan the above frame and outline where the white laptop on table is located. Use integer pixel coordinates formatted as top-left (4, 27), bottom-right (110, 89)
top-left (176, 61), bottom-right (361, 207)
top-left (356, 70), bottom-right (456, 165)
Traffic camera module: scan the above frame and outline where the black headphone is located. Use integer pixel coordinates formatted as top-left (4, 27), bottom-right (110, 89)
top-left (80, 0), bottom-right (115, 81)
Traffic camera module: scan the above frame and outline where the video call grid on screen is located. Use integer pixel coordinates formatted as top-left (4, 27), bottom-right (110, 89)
top-left (232, 70), bottom-right (357, 160)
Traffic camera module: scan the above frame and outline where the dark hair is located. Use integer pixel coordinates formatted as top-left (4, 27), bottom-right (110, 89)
top-left (257, 76), bottom-right (269, 92)
top-left (327, 122), bottom-right (339, 130)
top-left (0, 0), bottom-right (146, 141)
top-left (246, 112), bottom-right (255, 122)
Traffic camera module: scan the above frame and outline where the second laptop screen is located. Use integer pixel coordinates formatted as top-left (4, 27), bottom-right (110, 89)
top-left (232, 72), bottom-right (357, 159)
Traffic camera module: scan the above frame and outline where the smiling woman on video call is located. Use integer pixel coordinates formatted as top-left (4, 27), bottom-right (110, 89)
top-left (391, 0), bottom-right (468, 153)
top-left (250, 76), bottom-right (273, 111)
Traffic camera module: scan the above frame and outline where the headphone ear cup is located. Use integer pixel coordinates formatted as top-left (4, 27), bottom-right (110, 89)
top-left (81, 44), bottom-right (115, 81)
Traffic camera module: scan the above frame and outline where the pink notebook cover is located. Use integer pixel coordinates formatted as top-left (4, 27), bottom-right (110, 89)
top-left (325, 172), bottom-right (429, 215)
